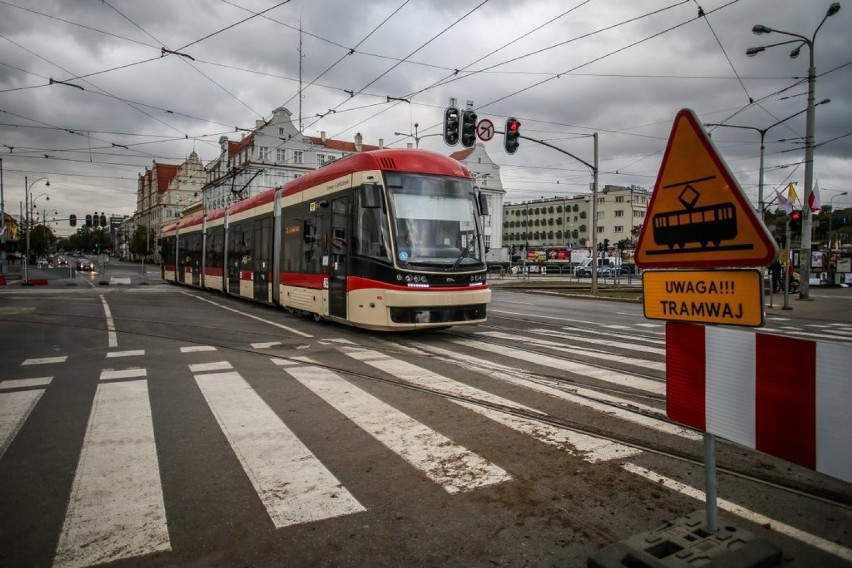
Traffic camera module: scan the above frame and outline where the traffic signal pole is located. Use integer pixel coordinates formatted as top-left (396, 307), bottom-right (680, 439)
top-left (509, 132), bottom-right (600, 294)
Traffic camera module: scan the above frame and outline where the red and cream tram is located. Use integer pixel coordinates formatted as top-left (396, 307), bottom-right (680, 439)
top-left (161, 149), bottom-right (491, 331)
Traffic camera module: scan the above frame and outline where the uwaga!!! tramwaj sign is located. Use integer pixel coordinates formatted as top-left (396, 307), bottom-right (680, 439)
top-left (635, 109), bottom-right (778, 327)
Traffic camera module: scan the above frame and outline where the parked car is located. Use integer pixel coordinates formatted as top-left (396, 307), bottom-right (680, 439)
top-left (77, 258), bottom-right (94, 271)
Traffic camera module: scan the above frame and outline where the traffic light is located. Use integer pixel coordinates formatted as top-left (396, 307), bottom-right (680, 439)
top-left (99, 213), bottom-right (107, 227)
top-left (460, 109), bottom-right (477, 148)
top-left (85, 214), bottom-right (92, 227)
top-left (443, 106), bottom-right (460, 146)
top-left (603, 238), bottom-right (610, 251)
top-left (788, 209), bottom-right (802, 232)
top-left (504, 117), bottom-right (520, 154)
top-left (69, 214), bottom-right (77, 227)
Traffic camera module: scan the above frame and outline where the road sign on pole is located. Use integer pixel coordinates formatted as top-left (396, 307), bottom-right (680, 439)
top-left (635, 109), bottom-right (778, 269)
top-left (476, 118), bottom-right (494, 142)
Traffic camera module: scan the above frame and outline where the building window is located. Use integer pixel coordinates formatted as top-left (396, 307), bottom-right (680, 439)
top-left (278, 127), bottom-right (285, 136)
top-left (258, 146), bottom-right (270, 161)
top-left (614, 226), bottom-right (624, 233)
top-left (293, 151), bottom-right (303, 164)
top-left (276, 149), bottom-right (286, 163)
top-left (615, 196), bottom-right (624, 203)
top-left (615, 210), bottom-right (624, 218)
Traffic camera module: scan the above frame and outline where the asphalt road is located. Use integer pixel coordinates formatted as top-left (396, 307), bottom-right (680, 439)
top-left (1, 261), bottom-right (850, 567)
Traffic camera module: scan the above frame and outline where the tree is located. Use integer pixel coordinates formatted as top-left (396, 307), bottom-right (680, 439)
top-left (29, 224), bottom-right (56, 257)
top-left (129, 225), bottom-right (155, 260)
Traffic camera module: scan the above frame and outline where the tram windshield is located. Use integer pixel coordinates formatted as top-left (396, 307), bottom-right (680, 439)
top-left (385, 172), bottom-right (483, 268)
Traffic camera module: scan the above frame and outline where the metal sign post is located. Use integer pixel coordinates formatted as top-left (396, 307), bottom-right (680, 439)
top-left (704, 433), bottom-right (718, 532)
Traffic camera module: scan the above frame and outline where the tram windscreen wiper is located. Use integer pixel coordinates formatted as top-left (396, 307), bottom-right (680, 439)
top-left (450, 238), bottom-right (477, 271)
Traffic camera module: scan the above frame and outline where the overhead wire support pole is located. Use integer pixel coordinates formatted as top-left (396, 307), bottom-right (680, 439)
top-left (748, 2), bottom-right (841, 300)
top-left (513, 133), bottom-right (600, 294)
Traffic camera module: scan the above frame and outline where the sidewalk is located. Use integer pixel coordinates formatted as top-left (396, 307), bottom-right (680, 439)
top-left (762, 286), bottom-right (852, 323)
top-left (490, 273), bottom-right (852, 323)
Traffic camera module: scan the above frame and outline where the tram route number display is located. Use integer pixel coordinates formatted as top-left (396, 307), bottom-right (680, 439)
top-left (642, 269), bottom-right (764, 327)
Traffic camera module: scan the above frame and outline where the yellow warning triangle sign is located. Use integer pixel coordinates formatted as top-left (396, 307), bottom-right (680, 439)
top-left (635, 109), bottom-right (779, 269)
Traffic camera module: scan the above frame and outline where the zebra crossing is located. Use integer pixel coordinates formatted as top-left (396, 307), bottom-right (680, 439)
top-left (2, 318), bottom-right (848, 566)
top-left (1, 333), bottom-right (656, 567)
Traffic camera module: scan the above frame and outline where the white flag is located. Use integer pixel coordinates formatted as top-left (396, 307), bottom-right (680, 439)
top-left (809, 180), bottom-right (822, 212)
top-left (775, 188), bottom-right (792, 214)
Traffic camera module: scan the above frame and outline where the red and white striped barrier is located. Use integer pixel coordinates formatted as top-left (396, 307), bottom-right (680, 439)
top-left (666, 321), bottom-right (852, 484)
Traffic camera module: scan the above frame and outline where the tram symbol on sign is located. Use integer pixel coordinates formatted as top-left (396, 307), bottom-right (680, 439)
top-left (649, 175), bottom-right (746, 254)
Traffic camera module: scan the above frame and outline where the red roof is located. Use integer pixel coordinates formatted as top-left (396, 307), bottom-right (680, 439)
top-left (230, 134), bottom-right (254, 156)
top-left (308, 136), bottom-right (381, 153)
top-left (155, 163), bottom-right (178, 192)
top-left (449, 148), bottom-right (475, 161)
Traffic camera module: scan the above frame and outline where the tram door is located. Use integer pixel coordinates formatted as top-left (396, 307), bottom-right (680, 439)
top-left (227, 223), bottom-right (242, 295)
top-left (253, 217), bottom-right (271, 302)
top-left (329, 197), bottom-right (349, 319)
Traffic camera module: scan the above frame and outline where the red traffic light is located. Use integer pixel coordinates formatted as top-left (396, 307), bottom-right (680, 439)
top-left (789, 210), bottom-right (802, 221)
top-left (504, 117), bottom-right (521, 154)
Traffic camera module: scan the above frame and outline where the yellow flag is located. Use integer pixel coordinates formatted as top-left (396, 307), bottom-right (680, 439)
top-left (787, 183), bottom-right (799, 205)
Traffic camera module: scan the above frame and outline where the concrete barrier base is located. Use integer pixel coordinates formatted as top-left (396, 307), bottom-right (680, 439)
top-left (588, 510), bottom-right (781, 568)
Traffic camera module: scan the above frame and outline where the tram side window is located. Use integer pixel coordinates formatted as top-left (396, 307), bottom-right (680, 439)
top-left (241, 227), bottom-right (253, 272)
top-left (177, 235), bottom-right (188, 266)
top-left (207, 227), bottom-right (224, 269)
top-left (355, 198), bottom-right (389, 261)
top-left (229, 224), bottom-right (243, 272)
top-left (162, 237), bottom-right (174, 264)
top-left (282, 220), bottom-right (300, 273)
top-left (303, 218), bottom-right (326, 273)
top-left (255, 217), bottom-right (271, 272)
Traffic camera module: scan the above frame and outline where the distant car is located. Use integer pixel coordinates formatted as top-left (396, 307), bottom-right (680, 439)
top-left (77, 258), bottom-right (94, 271)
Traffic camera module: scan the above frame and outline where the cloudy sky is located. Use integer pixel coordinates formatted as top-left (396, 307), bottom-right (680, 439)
top-left (1, 0), bottom-right (850, 235)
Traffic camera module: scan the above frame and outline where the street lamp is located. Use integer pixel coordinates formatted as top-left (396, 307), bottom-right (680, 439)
top-left (827, 191), bottom-right (848, 285)
top-left (705, 100), bottom-right (829, 219)
top-left (394, 123), bottom-right (421, 148)
top-left (24, 176), bottom-right (50, 282)
top-left (748, 2), bottom-right (841, 299)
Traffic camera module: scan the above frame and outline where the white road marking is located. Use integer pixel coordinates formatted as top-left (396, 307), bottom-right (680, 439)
top-left (54, 380), bottom-right (169, 568)
top-left (479, 330), bottom-right (665, 371)
top-left (0, 389), bottom-right (46, 459)
top-left (528, 328), bottom-right (666, 356)
top-left (180, 345), bottom-right (217, 353)
top-left (0, 377), bottom-right (53, 390)
top-left (99, 368), bottom-right (147, 381)
top-left (451, 337), bottom-right (665, 395)
top-left (622, 463), bottom-right (852, 563)
top-left (189, 361), bottom-right (232, 373)
top-left (107, 350), bottom-right (145, 358)
top-left (187, 292), bottom-right (313, 338)
top-left (407, 342), bottom-right (698, 440)
top-left (22, 356), bottom-right (68, 366)
top-left (454, 400), bottom-right (641, 463)
top-left (100, 295), bottom-right (117, 348)
top-left (342, 347), bottom-right (542, 414)
top-left (194, 370), bottom-right (364, 528)
top-left (251, 341), bottom-right (281, 349)
top-left (284, 362), bottom-right (510, 493)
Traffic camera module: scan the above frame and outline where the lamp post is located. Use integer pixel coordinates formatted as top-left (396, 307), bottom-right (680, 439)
top-left (394, 122), bottom-right (421, 148)
top-left (24, 176), bottom-right (50, 282)
top-left (748, 2), bottom-right (841, 299)
top-left (0, 157), bottom-right (6, 276)
top-left (705, 101), bottom-right (829, 221)
top-left (827, 191), bottom-right (848, 285)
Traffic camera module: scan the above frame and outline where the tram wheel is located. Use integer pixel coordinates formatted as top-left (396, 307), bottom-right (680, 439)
top-left (312, 312), bottom-right (323, 323)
